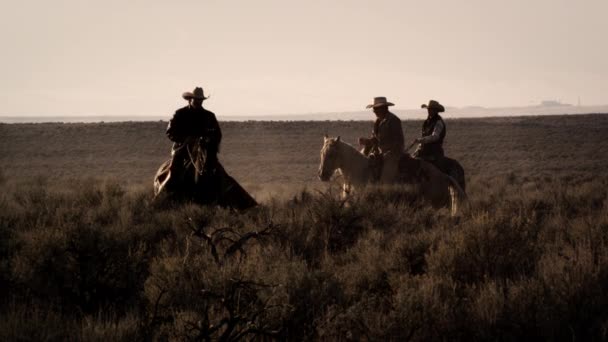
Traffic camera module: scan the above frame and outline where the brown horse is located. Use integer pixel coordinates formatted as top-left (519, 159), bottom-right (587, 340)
top-left (154, 139), bottom-right (257, 210)
top-left (318, 135), bottom-right (467, 215)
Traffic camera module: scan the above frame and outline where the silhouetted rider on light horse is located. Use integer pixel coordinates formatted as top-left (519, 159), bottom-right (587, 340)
top-left (320, 134), bottom-right (467, 215)
top-left (319, 96), bottom-right (466, 215)
top-left (411, 100), bottom-right (466, 192)
top-left (358, 97), bottom-right (405, 183)
top-left (154, 87), bottom-right (257, 210)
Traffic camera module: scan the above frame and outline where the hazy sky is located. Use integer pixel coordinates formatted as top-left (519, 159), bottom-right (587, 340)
top-left (1, 0), bottom-right (607, 117)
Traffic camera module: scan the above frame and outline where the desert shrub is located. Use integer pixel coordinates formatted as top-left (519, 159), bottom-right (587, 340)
top-left (468, 280), bottom-right (508, 338)
top-left (388, 229), bottom-right (438, 275)
top-left (386, 275), bottom-right (468, 341)
top-left (7, 180), bottom-right (174, 315)
top-left (0, 302), bottom-right (141, 342)
top-left (547, 181), bottom-right (607, 218)
top-left (533, 245), bottom-right (608, 340)
top-left (0, 195), bottom-right (15, 303)
top-left (145, 253), bottom-right (289, 340)
top-left (283, 267), bottom-right (345, 340)
top-left (465, 248), bottom-right (608, 341)
top-left (77, 313), bottom-right (141, 342)
top-left (2, 170), bottom-right (608, 340)
top-left (331, 231), bottom-right (395, 299)
top-left (11, 224), bottom-right (151, 314)
top-left (142, 208), bottom-right (297, 340)
top-left (274, 189), bottom-right (367, 265)
top-left (0, 302), bottom-right (75, 341)
top-left (319, 274), bottom-right (466, 341)
top-left (427, 209), bottom-right (540, 284)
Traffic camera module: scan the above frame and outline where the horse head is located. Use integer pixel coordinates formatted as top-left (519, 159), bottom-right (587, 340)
top-left (318, 135), bottom-right (342, 181)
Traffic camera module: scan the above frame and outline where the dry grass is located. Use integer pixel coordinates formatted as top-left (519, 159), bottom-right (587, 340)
top-left (2, 114), bottom-right (607, 196)
top-left (0, 114), bottom-right (608, 340)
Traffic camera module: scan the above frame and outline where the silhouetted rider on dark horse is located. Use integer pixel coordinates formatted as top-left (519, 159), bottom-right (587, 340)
top-left (155, 86), bottom-right (256, 209)
top-left (166, 87), bottom-right (221, 178)
top-left (412, 100), bottom-right (446, 162)
top-left (412, 100), bottom-right (466, 191)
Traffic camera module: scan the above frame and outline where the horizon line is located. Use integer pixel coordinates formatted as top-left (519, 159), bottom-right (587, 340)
top-left (2, 103), bottom-right (608, 119)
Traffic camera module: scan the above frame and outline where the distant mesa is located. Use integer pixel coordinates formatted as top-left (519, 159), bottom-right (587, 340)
top-left (539, 100), bottom-right (572, 107)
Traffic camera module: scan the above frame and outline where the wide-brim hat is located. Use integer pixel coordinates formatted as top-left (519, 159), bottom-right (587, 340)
top-left (182, 87), bottom-right (208, 100)
top-left (366, 97), bottom-right (395, 109)
top-left (421, 100), bottom-right (445, 112)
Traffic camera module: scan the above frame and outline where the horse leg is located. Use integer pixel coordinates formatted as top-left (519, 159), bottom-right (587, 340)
top-left (154, 160), bottom-right (172, 197)
top-left (446, 175), bottom-right (468, 216)
top-left (342, 183), bottom-right (353, 200)
top-left (449, 163), bottom-right (466, 193)
top-left (417, 164), bottom-right (464, 216)
top-left (443, 158), bottom-right (466, 193)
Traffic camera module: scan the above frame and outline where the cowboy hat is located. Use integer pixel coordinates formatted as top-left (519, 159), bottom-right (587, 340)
top-left (366, 97), bottom-right (395, 109)
top-left (421, 100), bottom-right (445, 112)
top-left (182, 87), bottom-right (208, 100)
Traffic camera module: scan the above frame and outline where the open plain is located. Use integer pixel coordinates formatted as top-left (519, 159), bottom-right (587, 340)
top-left (2, 114), bottom-right (607, 195)
top-left (1, 114), bottom-right (608, 340)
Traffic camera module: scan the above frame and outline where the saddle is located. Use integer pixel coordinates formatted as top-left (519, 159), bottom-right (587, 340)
top-left (413, 153), bottom-right (451, 173)
top-left (367, 152), bottom-right (425, 184)
top-left (398, 154), bottom-right (425, 183)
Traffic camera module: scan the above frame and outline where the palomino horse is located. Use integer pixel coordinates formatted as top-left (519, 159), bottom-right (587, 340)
top-left (318, 135), bottom-right (467, 215)
top-left (154, 138), bottom-right (257, 210)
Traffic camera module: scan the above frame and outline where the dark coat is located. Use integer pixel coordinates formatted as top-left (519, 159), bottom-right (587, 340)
top-left (373, 111), bottom-right (405, 154)
top-left (166, 105), bottom-right (222, 158)
top-left (417, 114), bottom-right (446, 159)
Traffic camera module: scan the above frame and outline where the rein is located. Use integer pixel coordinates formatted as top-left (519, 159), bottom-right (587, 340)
top-left (174, 137), bottom-right (206, 175)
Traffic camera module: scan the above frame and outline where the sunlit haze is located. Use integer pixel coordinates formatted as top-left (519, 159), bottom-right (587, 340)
top-left (1, 0), bottom-right (607, 118)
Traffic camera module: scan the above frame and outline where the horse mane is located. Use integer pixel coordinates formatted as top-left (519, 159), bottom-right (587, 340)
top-left (334, 139), bottom-right (368, 159)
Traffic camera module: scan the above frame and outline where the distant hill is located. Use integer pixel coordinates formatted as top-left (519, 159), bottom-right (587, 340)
top-left (1, 105), bottom-right (608, 123)
top-left (223, 105), bottom-right (608, 121)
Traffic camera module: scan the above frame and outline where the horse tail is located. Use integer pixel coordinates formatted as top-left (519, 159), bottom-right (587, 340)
top-left (447, 175), bottom-right (468, 216)
top-left (455, 162), bottom-right (466, 193)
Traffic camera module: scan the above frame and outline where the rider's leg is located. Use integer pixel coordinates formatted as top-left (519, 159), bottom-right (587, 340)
top-left (169, 143), bottom-right (188, 179)
top-left (380, 151), bottom-right (400, 183)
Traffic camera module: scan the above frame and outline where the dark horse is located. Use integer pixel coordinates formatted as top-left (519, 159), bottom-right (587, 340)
top-left (366, 141), bottom-right (466, 193)
top-left (429, 157), bottom-right (466, 193)
top-left (154, 138), bottom-right (257, 210)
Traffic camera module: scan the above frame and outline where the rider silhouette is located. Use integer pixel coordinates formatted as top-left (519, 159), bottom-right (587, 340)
top-left (412, 100), bottom-right (446, 164)
top-left (166, 87), bottom-right (222, 177)
top-left (358, 97), bottom-right (405, 183)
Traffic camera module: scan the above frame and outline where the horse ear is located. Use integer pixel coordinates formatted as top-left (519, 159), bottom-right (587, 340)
top-left (324, 133), bottom-right (329, 140)
top-left (336, 136), bottom-right (341, 142)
